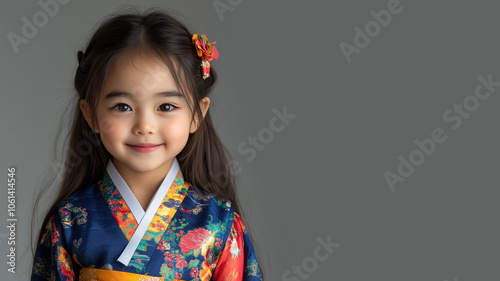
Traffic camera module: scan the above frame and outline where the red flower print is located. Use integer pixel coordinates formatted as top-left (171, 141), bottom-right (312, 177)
top-left (190, 267), bottom-right (199, 278)
top-left (175, 272), bottom-right (183, 279)
top-left (156, 220), bottom-right (165, 232)
top-left (164, 252), bottom-right (175, 262)
top-left (51, 228), bottom-right (60, 246)
top-left (157, 242), bottom-right (166, 251)
top-left (58, 248), bottom-right (74, 278)
top-left (175, 254), bottom-right (188, 270)
top-left (157, 240), bottom-right (170, 251)
top-left (179, 228), bottom-right (212, 254)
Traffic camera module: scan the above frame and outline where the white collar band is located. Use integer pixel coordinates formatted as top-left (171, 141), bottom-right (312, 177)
top-left (106, 158), bottom-right (181, 266)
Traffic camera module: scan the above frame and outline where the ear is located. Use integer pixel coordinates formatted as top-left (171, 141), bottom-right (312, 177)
top-left (190, 97), bottom-right (211, 133)
top-left (79, 99), bottom-right (99, 133)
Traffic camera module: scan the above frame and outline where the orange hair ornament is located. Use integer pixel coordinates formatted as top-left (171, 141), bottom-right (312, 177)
top-left (192, 34), bottom-right (219, 79)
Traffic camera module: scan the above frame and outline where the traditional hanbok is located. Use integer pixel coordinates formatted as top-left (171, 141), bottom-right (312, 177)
top-left (31, 158), bottom-right (262, 281)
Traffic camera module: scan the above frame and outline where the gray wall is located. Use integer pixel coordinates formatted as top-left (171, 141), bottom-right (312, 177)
top-left (1, 0), bottom-right (499, 280)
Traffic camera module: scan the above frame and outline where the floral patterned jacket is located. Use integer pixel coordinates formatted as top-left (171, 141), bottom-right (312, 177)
top-left (32, 160), bottom-right (262, 281)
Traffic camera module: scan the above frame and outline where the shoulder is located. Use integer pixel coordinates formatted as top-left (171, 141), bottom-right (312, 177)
top-left (232, 211), bottom-right (247, 233)
top-left (55, 182), bottom-right (102, 228)
top-left (182, 183), bottom-right (236, 237)
top-left (58, 182), bottom-right (102, 207)
top-left (183, 182), bottom-right (233, 212)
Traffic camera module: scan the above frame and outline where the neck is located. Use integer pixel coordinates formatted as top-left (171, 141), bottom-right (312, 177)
top-left (112, 159), bottom-right (174, 210)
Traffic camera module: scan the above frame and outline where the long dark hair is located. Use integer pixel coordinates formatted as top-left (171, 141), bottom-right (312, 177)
top-left (32, 7), bottom-right (265, 277)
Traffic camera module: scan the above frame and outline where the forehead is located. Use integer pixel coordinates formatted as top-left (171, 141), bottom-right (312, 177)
top-left (101, 49), bottom-right (183, 101)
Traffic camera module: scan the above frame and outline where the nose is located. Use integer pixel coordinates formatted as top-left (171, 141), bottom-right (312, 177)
top-left (133, 110), bottom-right (156, 135)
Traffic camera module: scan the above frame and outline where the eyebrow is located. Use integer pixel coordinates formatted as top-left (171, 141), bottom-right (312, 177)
top-left (103, 91), bottom-right (184, 100)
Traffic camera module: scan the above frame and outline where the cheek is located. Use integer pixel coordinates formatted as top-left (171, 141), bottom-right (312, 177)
top-left (98, 119), bottom-right (128, 147)
top-left (162, 119), bottom-right (191, 142)
top-left (97, 116), bottom-right (117, 135)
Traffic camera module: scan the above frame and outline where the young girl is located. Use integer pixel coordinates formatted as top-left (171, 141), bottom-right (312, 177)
top-left (31, 8), bottom-right (262, 281)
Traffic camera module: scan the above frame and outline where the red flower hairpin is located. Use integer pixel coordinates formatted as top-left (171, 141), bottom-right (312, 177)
top-left (192, 34), bottom-right (219, 80)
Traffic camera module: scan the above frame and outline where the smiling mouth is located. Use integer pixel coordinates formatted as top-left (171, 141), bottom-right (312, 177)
top-left (127, 143), bottom-right (163, 153)
top-left (128, 143), bottom-right (162, 147)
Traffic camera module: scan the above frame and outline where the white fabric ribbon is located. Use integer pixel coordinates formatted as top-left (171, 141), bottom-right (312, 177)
top-left (106, 158), bottom-right (180, 266)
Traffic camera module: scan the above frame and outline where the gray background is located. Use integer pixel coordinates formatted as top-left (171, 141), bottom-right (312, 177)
top-left (1, 0), bottom-right (499, 280)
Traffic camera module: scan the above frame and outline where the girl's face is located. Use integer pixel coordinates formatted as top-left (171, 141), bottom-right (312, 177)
top-left (80, 51), bottom-right (209, 177)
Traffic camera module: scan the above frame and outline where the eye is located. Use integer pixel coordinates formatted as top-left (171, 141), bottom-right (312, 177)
top-left (112, 103), bottom-right (131, 112)
top-left (158, 103), bottom-right (177, 112)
